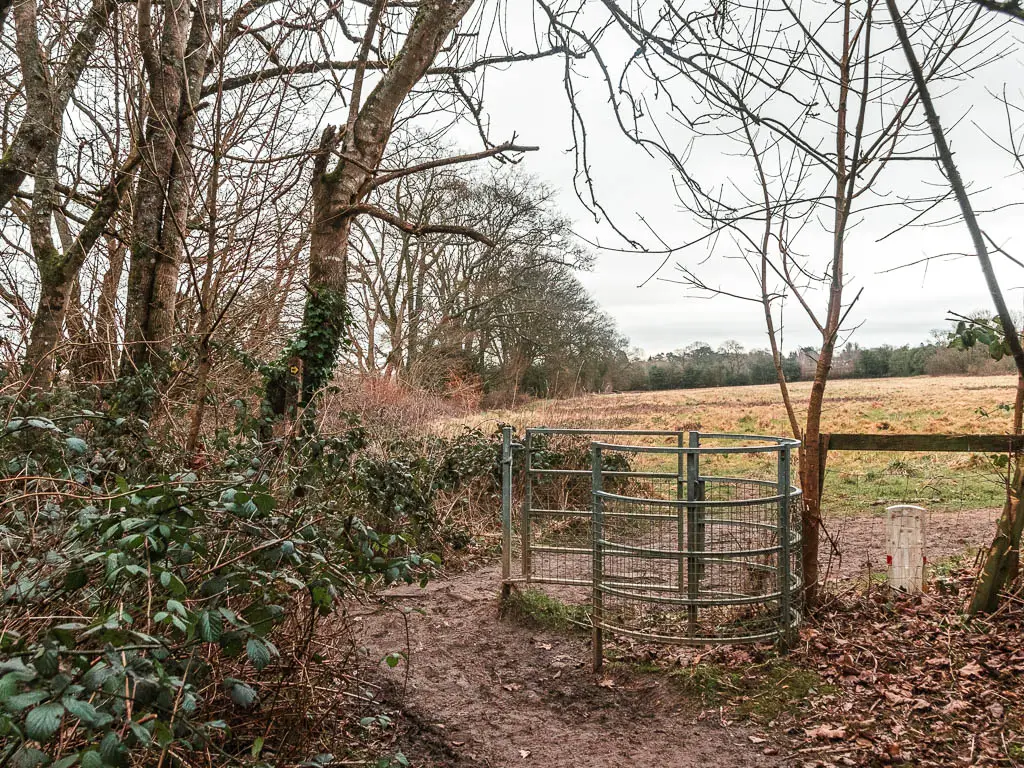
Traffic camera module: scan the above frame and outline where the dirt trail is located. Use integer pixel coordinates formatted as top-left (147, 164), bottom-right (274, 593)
top-left (824, 506), bottom-right (998, 581)
top-left (354, 507), bottom-right (998, 766)
top-left (355, 566), bottom-right (776, 768)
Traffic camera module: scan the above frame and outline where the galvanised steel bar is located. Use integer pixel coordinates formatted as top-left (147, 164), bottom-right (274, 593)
top-left (778, 443), bottom-right (792, 641)
top-left (531, 545), bottom-right (593, 555)
top-left (535, 508), bottom-right (792, 526)
top-left (513, 577), bottom-right (590, 587)
top-left (522, 430), bottom-right (533, 584)
top-left (597, 584), bottom-right (785, 607)
top-left (529, 505), bottom-right (802, 531)
top-left (530, 469), bottom-right (679, 478)
top-left (599, 623), bottom-right (787, 646)
top-left (527, 508), bottom-right (592, 517)
top-left (602, 540), bottom-right (783, 559)
top-left (686, 430), bottom-right (700, 636)
top-left (525, 428), bottom-right (687, 437)
top-left (693, 431), bottom-right (707, 580)
top-left (594, 489), bottom-right (801, 509)
top-left (591, 442), bottom-right (605, 672)
top-left (676, 431), bottom-right (686, 595)
top-left (501, 426), bottom-right (513, 594)
top-left (697, 432), bottom-right (802, 444)
top-left (591, 440), bottom-right (799, 455)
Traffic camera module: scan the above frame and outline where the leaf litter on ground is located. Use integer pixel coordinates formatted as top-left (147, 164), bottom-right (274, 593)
top-left (609, 567), bottom-right (1024, 767)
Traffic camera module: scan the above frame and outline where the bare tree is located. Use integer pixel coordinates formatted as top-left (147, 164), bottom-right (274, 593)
top-left (886, 0), bottom-right (1024, 611)
top-left (2, 0), bottom-right (115, 210)
top-left (551, 0), bottom-right (1003, 603)
top-left (11, 0), bottom-right (137, 386)
top-left (345, 139), bottom-right (613, 397)
top-left (268, 1), bottom-right (544, 414)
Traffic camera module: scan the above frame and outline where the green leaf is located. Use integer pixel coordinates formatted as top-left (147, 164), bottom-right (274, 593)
top-left (11, 748), bottom-right (48, 768)
top-left (128, 720), bottom-right (152, 746)
top-left (240, 603), bottom-right (283, 636)
top-left (0, 658), bottom-right (37, 681)
top-left (80, 751), bottom-right (103, 768)
top-left (197, 610), bottom-right (223, 643)
top-left (65, 437), bottom-right (88, 455)
top-left (34, 649), bottom-right (59, 679)
top-left (100, 731), bottom-right (127, 768)
top-left (25, 702), bottom-right (64, 742)
top-left (246, 638), bottom-right (271, 671)
top-left (158, 571), bottom-right (186, 597)
top-left (226, 680), bottom-right (258, 710)
top-left (383, 652), bottom-right (403, 669)
top-left (62, 696), bottom-right (112, 729)
top-left (0, 673), bottom-right (18, 701)
top-left (252, 493), bottom-right (275, 515)
top-left (152, 720), bottom-right (174, 748)
top-left (63, 566), bottom-right (88, 591)
top-left (81, 663), bottom-right (112, 691)
top-left (4, 690), bottom-right (49, 711)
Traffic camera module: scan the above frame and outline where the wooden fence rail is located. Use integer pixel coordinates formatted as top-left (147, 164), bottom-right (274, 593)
top-left (823, 433), bottom-right (1024, 453)
top-left (817, 433), bottom-right (1024, 490)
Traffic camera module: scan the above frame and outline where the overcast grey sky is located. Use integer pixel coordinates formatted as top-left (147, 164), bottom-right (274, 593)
top-left (457, 11), bottom-right (1024, 357)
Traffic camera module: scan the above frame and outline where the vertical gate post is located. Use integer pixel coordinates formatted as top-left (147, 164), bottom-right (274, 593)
top-left (676, 431), bottom-right (686, 593)
top-left (686, 431), bottom-right (701, 635)
top-left (591, 442), bottom-right (604, 672)
top-left (500, 426), bottom-right (513, 600)
top-left (778, 443), bottom-right (793, 644)
top-left (522, 430), bottom-right (533, 584)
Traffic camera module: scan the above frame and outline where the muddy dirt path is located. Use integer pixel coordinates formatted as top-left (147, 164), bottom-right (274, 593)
top-left (355, 566), bottom-right (776, 768)
top-left (354, 507), bottom-right (998, 766)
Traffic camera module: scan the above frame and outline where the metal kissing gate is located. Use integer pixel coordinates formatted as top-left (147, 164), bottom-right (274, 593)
top-left (499, 428), bottom-right (802, 670)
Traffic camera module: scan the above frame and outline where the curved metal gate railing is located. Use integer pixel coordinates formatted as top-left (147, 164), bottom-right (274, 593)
top-left (500, 428), bottom-right (803, 669)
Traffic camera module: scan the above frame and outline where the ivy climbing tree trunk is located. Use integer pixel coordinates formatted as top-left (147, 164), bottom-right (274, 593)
top-left (269, 0), bottom-right (476, 413)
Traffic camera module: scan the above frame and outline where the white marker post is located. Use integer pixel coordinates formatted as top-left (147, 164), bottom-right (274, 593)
top-left (885, 505), bottom-right (927, 593)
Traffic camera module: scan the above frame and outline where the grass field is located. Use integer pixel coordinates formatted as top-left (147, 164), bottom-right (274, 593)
top-left (448, 374), bottom-right (1020, 517)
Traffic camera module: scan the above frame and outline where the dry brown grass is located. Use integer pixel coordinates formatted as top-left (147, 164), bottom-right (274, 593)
top-left (441, 375), bottom-right (1019, 517)
top-left (443, 375), bottom-right (1017, 436)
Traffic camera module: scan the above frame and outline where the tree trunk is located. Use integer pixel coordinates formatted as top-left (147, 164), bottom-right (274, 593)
top-left (24, 262), bottom-right (71, 388)
top-left (63, 277), bottom-right (92, 378)
top-left (271, 0), bottom-right (475, 413)
top-left (122, 0), bottom-right (213, 374)
top-left (92, 238), bottom-right (127, 380)
top-left (970, 463), bottom-right (1024, 613)
top-left (19, 29), bottom-right (65, 389)
top-left (186, 348), bottom-right (213, 453)
top-left (21, 145), bottom-right (139, 385)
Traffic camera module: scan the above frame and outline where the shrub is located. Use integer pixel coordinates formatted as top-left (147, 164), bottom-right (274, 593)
top-left (0, 384), bottom-right (498, 767)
